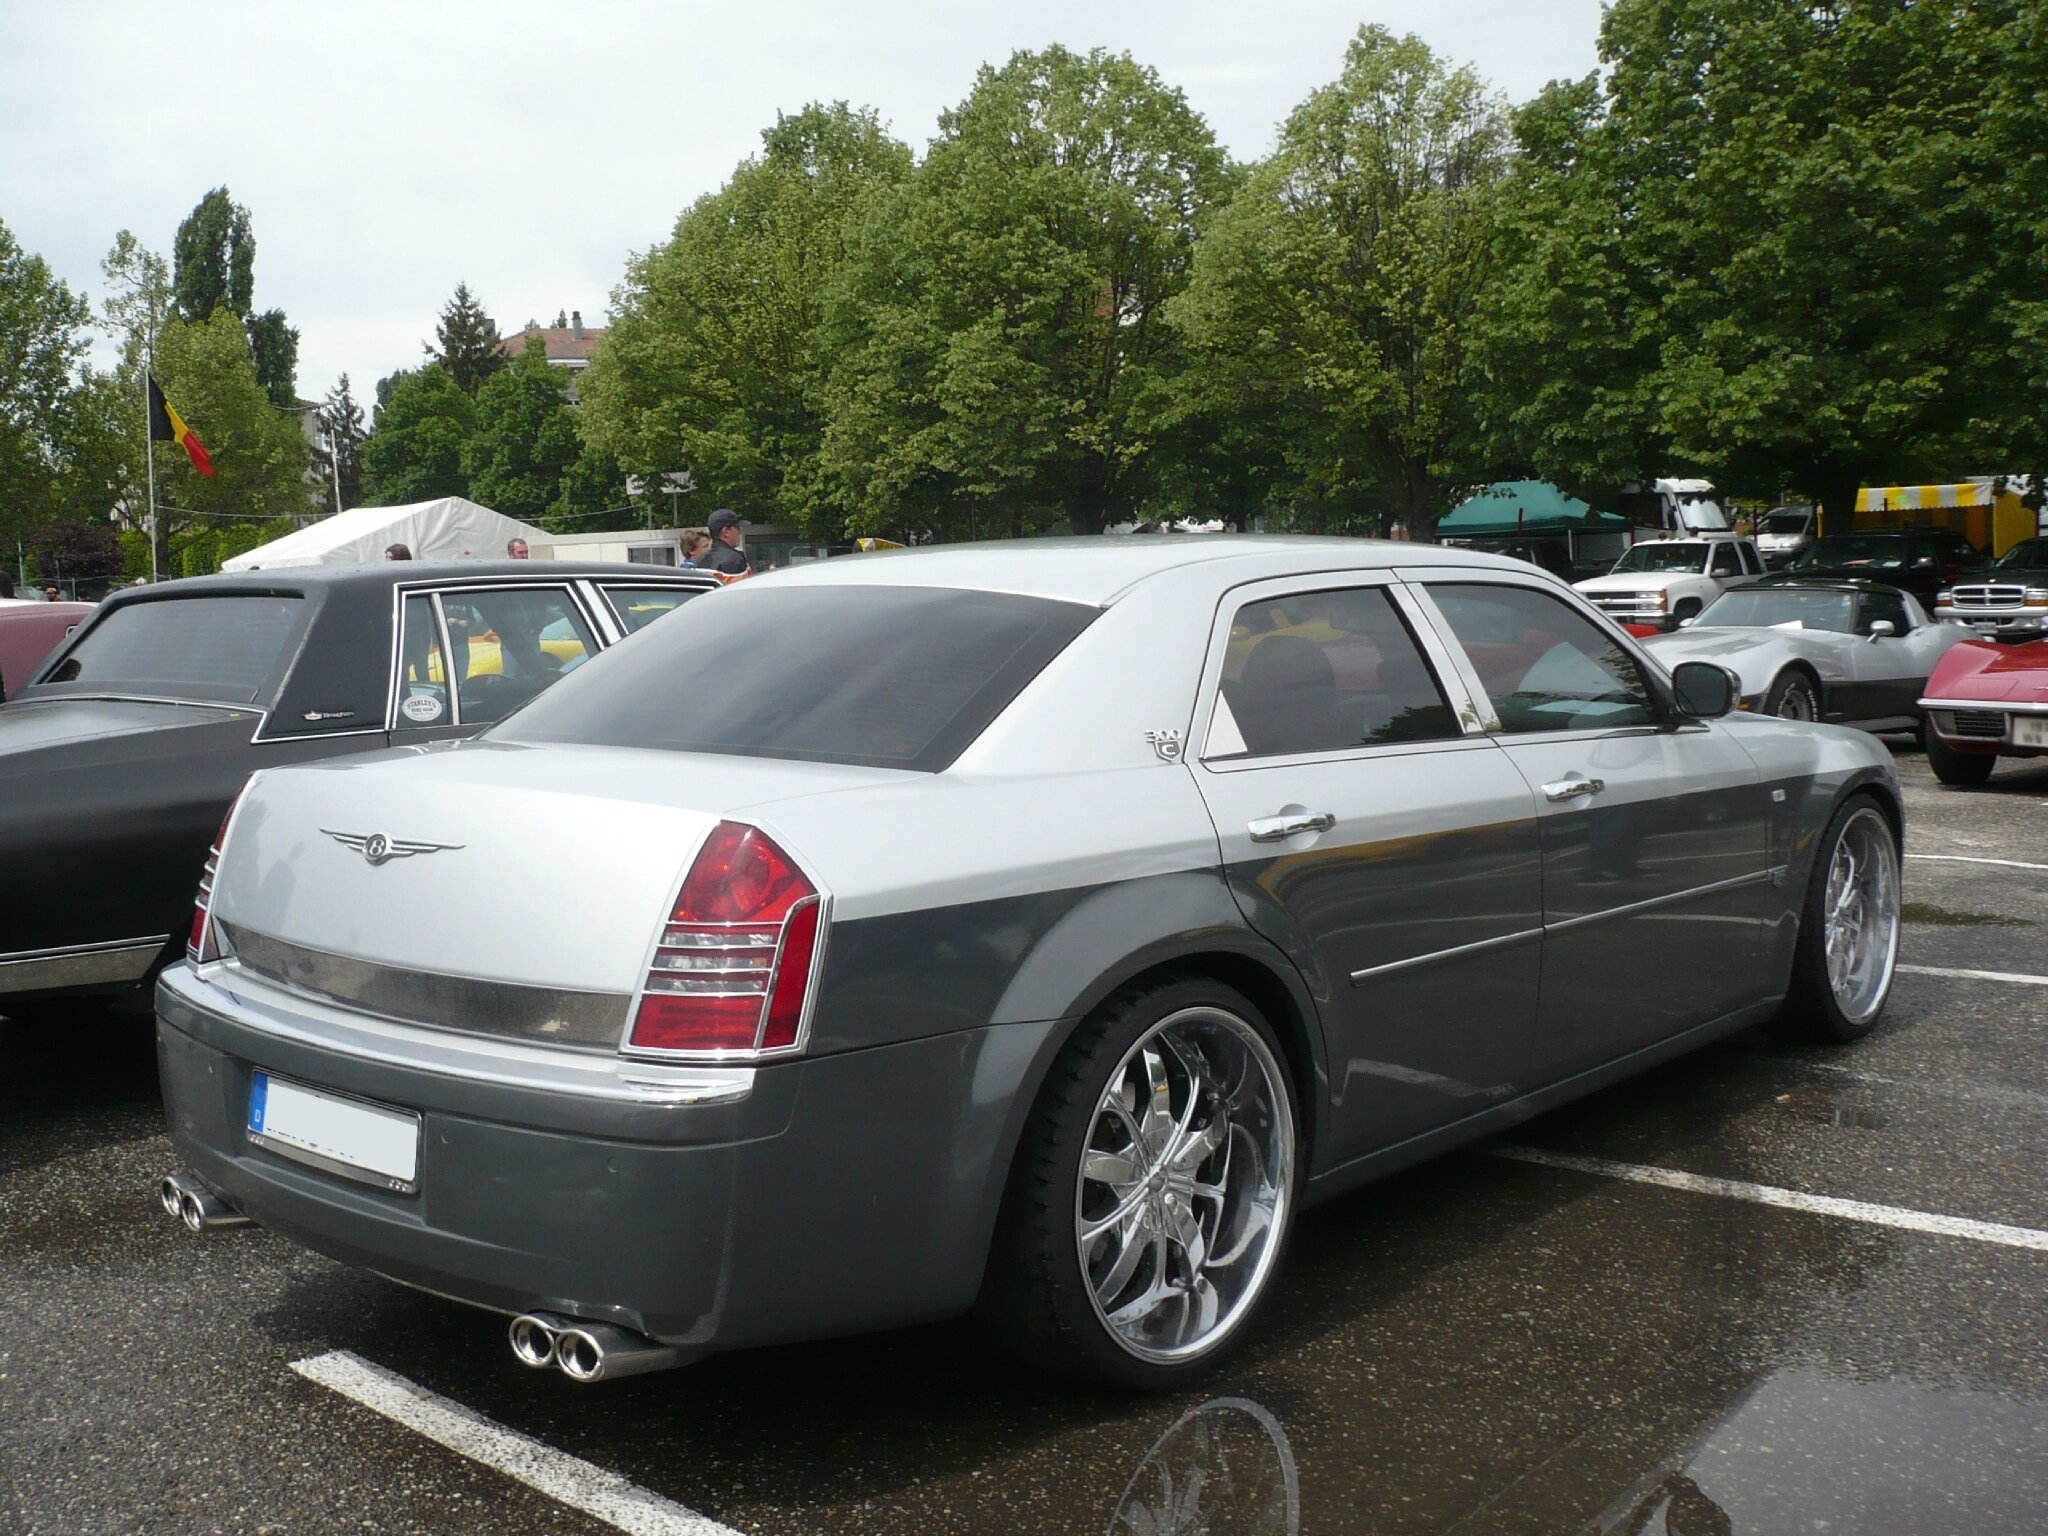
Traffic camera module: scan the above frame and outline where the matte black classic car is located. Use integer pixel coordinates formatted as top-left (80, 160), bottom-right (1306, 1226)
top-left (0, 562), bottom-right (717, 1018)
top-left (1789, 527), bottom-right (1985, 602)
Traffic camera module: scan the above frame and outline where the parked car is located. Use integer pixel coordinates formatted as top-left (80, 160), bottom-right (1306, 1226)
top-left (0, 562), bottom-right (717, 1019)
top-left (1918, 635), bottom-right (2048, 785)
top-left (1933, 537), bottom-right (2048, 638)
top-left (1641, 577), bottom-right (1964, 728)
top-left (0, 598), bottom-right (93, 701)
top-left (1574, 536), bottom-right (1766, 630)
top-left (155, 538), bottom-right (1903, 1389)
top-left (1789, 527), bottom-right (1984, 603)
top-left (1754, 505), bottom-right (1817, 569)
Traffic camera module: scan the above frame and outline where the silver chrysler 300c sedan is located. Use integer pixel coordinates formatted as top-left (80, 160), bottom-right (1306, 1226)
top-left (156, 539), bottom-right (1904, 1388)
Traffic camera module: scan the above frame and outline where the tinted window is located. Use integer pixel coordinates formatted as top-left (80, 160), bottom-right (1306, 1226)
top-left (394, 594), bottom-right (451, 729)
top-left (1429, 583), bottom-right (1656, 733)
top-left (1709, 544), bottom-right (1740, 577)
top-left (1763, 510), bottom-right (1812, 533)
top-left (1991, 539), bottom-right (2048, 571)
top-left (494, 585), bottom-right (1096, 771)
top-left (36, 595), bottom-right (304, 704)
top-left (442, 587), bottom-right (598, 726)
top-left (1858, 589), bottom-right (1911, 636)
top-left (1612, 544), bottom-right (1710, 574)
top-left (1795, 535), bottom-right (1906, 571)
top-left (601, 585), bottom-right (702, 634)
top-left (1209, 587), bottom-right (1458, 759)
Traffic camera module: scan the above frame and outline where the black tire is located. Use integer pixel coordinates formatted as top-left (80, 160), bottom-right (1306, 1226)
top-left (1673, 599), bottom-right (1703, 625)
top-left (1769, 793), bottom-right (1901, 1044)
top-left (1926, 730), bottom-right (1996, 786)
top-left (1763, 671), bottom-right (1820, 722)
top-left (985, 974), bottom-right (1300, 1389)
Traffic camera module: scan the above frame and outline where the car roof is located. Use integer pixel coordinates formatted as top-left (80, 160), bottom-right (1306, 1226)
top-left (744, 535), bottom-right (1520, 606)
top-left (94, 561), bottom-right (716, 605)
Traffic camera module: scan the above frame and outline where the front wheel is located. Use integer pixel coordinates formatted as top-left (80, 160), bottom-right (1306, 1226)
top-left (1770, 795), bottom-right (1901, 1044)
top-left (988, 976), bottom-right (1299, 1388)
top-left (1764, 671), bottom-right (1820, 722)
top-left (1926, 730), bottom-right (1996, 787)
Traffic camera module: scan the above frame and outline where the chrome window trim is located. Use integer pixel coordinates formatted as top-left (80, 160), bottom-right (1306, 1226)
top-left (0, 934), bottom-right (169, 994)
top-left (1189, 569), bottom-right (1487, 767)
top-left (1349, 926), bottom-right (1541, 984)
top-left (1543, 867), bottom-right (1780, 937)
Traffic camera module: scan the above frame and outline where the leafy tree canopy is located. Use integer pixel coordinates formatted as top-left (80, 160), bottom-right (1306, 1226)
top-left (577, 102), bottom-right (912, 533)
top-left (463, 343), bottom-right (588, 526)
top-left (317, 373), bottom-right (368, 512)
top-left (819, 48), bottom-right (1231, 537)
top-left (0, 218), bottom-right (97, 547)
top-left (172, 187), bottom-right (255, 323)
top-left (361, 363), bottom-right (476, 505)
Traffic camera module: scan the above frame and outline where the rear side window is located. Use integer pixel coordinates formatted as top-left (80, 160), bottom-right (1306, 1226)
top-left (34, 595), bottom-right (305, 705)
top-left (1209, 587), bottom-right (1459, 759)
top-left (495, 585), bottom-right (1097, 771)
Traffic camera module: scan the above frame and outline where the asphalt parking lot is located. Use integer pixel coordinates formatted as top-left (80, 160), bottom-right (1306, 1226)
top-left (4, 743), bottom-right (2044, 1536)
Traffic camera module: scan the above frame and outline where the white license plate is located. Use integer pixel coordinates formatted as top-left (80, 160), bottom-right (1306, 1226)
top-left (248, 1071), bottom-right (420, 1193)
top-left (2016, 716), bottom-right (2048, 748)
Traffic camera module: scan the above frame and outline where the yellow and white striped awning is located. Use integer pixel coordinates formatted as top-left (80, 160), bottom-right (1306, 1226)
top-left (1856, 482), bottom-right (1994, 512)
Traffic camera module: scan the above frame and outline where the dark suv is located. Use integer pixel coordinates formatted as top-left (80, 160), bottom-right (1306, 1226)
top-left (1790, 527), bottom-right (1986, 602)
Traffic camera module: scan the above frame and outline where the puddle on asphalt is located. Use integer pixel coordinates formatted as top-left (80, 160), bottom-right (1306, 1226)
top-left (1771, 1084), bottom-right (1889, 1131)
top-left (1901, 900), bottom-right (2032, 927)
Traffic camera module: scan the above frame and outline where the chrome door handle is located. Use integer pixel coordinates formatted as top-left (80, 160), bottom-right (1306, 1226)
top-left (1248, 811), bottom-right (1336, 843)
top-left (1542, 776), bottom-right (1605, 803)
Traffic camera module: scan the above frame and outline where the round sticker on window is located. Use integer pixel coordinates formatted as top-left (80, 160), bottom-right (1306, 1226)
top-left (401, 693), bottom-right (445, 723)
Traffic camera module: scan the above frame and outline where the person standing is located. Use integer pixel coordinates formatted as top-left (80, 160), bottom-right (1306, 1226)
top-left (385, 543), bottom-right (413, 561)
top-left (702, 509), bottom-right (752, 581)
top-left (506, 537), bottom-right (530, 560)
top-left (678, 528), bottom-right (712, 568)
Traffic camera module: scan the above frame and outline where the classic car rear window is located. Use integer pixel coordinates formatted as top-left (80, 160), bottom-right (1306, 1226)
top-left (33, 595), bottom-right (306, 705)
top-left (494, 585), bottom-right (1098, 771)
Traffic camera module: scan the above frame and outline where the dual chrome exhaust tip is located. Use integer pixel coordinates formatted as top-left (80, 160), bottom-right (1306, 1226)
top-left (509, 1311), bottom-right (680, 1383)
top-left (158, 1170), bottom-right (252, 1233)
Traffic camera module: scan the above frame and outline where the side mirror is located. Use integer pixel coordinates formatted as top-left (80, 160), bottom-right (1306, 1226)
top-left (1678, 615), bottom-right (1697, 628)
top-left (1671, 660), bottom-right (1738, 720)
top-left (1866, 620), bottom-right (1896, 641)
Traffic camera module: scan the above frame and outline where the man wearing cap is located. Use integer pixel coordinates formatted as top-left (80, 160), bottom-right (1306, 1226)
top-left (702, 509), bottom-right (752, 581)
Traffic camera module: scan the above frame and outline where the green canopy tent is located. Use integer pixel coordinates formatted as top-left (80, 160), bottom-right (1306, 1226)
top-left (1438, 480), bottom-right (1627, 538)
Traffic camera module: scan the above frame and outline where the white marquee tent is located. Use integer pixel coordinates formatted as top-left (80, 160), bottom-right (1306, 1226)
top-left (220, 498), bottom-right (546, 571)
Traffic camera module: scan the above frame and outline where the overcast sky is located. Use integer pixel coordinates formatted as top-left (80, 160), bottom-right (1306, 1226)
top-left (2, 1), bottom-right (1602, 415)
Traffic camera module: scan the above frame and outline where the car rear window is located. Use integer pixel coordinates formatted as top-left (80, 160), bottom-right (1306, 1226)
top-left (31, 594), bottom-right (307, 705)
top-left (493, 584), bottom-right (1098, 771)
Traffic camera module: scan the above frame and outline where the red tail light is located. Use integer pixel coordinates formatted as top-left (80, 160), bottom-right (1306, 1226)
top-left (187, 796), bottom-right (242, 963)
top-left (626, 822), bottom-right (826, 1057)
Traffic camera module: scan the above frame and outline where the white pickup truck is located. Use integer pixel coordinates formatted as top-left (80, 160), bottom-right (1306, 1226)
top-left (1574, 536), bottom-right (1766, 632)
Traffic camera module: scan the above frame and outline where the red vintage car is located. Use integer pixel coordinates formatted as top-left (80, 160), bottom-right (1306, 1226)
top-left (0, 599), bottom-right (94, 701)
top-left (1919, 635), bottom-right (2048, 784)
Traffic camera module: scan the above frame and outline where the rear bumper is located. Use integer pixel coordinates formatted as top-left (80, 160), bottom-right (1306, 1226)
top-left (157, 961), bottom-right (1062, 1351)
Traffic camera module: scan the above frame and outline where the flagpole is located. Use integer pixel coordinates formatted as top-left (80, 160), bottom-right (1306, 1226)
top-left (144, 277), bottom-right (159, 584)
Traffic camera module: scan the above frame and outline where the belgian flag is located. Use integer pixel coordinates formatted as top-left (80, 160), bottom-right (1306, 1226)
top-left (148, 376), bottom-right (215, 477)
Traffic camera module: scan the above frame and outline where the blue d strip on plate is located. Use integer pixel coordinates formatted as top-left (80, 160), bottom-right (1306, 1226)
top-left (248, 1070), bottom-right (269, 1134)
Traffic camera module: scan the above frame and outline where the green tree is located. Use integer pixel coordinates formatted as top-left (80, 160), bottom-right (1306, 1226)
top-left (361, 364), bottom-right (476, 504)
top-left (428, 282), bottom-right (505, 396)
top-left (1486, 0), bottom-right (2047, 515)
top-left (316, 373), bottom-right (367, 513)
top-left (464, 343), bottom-right (586, 526)
top-left (248, 308), bottom-right (300, 409)
top-left (819, 49), bottom-right (1231, 537)
top-left (172, 187), bottom-right (255, 324)
top-left (144, 309), bottom-right (313, 574)
top-left (0, 219), bottom-right (95, 548)
top-left (1169, 27), bottom-right (1510, 541)
top-left (578, 103), bottom-right (912, 532)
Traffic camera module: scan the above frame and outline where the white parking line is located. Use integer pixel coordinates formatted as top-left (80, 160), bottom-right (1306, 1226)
top-left (1905, 853), bottom-right (2048, 872)
top-left (1900, 963), bottom-right (2048, 987)
top-left (1494, 1147), bottom-right (2048, 1252)
top-left (292, 1351), bottom-right (742, 1536)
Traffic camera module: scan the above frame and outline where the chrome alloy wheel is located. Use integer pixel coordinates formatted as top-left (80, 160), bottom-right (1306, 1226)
top-left (1823, 806), bottom-right (1901, 1025)
top-left (1075, 1007), bottom-right (1294, 1365)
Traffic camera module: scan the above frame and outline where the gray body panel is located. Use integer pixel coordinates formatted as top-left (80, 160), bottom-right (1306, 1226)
top-left (156, 536), bottom-right (1904, 1360)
